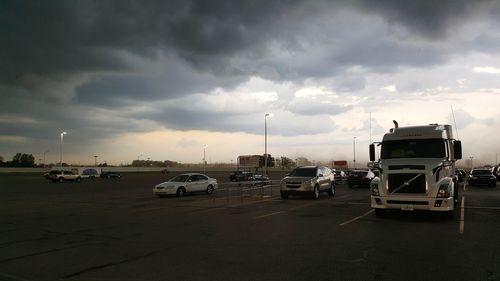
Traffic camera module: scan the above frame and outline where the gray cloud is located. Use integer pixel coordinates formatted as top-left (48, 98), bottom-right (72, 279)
top-left (2, 0), bottom-right (500, 158)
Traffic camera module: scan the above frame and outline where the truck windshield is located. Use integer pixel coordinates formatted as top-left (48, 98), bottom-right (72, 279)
top-left (381, 139), bottom-right (445, 159)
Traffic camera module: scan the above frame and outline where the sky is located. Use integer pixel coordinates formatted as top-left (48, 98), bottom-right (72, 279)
top-left (1, 0), bottom-right (500, 167)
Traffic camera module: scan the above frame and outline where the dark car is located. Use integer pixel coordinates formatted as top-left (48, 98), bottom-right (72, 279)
top-left (347, 170), bottom-right (376, 188)
top-left (468, 169), bottom-right (496, 187)
top-left (100, 172), bottom-right (121, 179)
top-left (230, 171), bottom-right (255, 182)
top-left (454, 170), bottom-right (464, 182)
top-left (249, 174), bottom-right (270, 186)
top-left (333, 170), bottom-right (346, 184)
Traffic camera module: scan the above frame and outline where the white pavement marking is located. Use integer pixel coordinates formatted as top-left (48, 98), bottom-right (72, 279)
top-left (0, 272), bottom-right (33, 281)
top-left (339, 209), bottom-right (374, 226)
top-left (465, 206), bottom-right (500, 210)
top-left (254, 211), bottom-right (284, 219)
top-left (460, 196), bottom-right (465, 234)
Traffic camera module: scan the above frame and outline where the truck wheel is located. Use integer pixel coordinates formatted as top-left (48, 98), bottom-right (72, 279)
top-left (374, 209), bottom-right (385, 217)
top-left (442, 210), bottom-right (453, 219)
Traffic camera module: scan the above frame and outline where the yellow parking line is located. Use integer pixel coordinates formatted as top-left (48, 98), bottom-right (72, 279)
top-left (460, 196), bottom-right (465, 234)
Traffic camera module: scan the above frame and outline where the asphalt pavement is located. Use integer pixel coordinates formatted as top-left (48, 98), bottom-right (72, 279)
top-left (1, 173), bottom-right (499, 281)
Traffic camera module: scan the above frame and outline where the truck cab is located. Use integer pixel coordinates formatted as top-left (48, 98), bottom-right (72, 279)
top-left (369, 123), bottom-right (462, 217)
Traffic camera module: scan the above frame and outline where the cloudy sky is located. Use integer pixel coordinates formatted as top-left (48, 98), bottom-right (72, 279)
top-left (1, 0), bottom-right (500, 166)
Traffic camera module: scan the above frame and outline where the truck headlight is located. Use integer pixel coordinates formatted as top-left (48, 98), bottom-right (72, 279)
top-left (371, 183), bottom-right (380, 196)
top-left (437, 183), bottom-right (451, 198)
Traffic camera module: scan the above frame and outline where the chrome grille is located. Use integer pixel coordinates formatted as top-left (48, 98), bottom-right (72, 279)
top-left (388, 173), bottom-right (426, 194)
top-left (285, 181), bottom-right (302, 188)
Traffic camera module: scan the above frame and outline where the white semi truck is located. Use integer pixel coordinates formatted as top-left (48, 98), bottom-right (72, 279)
top-left (369, 122), bottom-right (462, 217)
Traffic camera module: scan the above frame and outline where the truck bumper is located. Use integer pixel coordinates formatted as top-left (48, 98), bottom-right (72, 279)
top-left (371, 195), bottom-right (454, 211)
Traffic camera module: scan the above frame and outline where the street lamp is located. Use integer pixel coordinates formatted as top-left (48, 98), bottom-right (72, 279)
top-left (60, 132), bottom-right (67, 167)
top-left (264, 113), bottom-right (272, 176)
top-left (203, 145), bottom-right (208, 174)
top-left (94, 155), bottom-right (98, 166)
top-left (353, 136), bottom-right (357, 169)
top-left (43, 150), bottom-right (49, 167)
top-left (469, 156), bottom-right (474, 170)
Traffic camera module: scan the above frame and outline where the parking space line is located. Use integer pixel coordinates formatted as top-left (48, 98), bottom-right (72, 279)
top-left (254, 211), bottom-right (284, 219)
top-left (253, 199), bottom-right (328, 219)
top-left (465, 206), bottom-right (500, 210)
top-left (339, 209), bottom-right (374, 226)
top-left (0, 272), bottom-right (32, 281)
top-left (460, 196), bottom-right (465, 234)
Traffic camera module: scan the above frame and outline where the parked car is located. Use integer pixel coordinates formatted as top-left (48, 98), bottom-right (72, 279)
top-left (333, 170), bottom-right (346, 184)
top-left (468, 169), bottom-right (496, 187)
top-left (347, 170), bottom-right (376, 188)
top-left (280, 166), bottom-right (335, 199)
top-left (249, 174), bottom-right (270, 186)
top-left (45, 170), bottom-right (81, 183)
top-left (454, 170), bottom-right (464, 182)
top-left (230, 171), bottom-right (255, 182)
top-left (100, 171), bottom-right (121, 178)
top-left (154, 173), bottom-right (218, 197)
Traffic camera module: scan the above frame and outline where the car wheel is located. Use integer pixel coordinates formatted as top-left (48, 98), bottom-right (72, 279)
top-left (58, 177), bottom-right (64, 183)
top-left (206, 185), bottom-right (215, 194)
top-left (374, 209), bottom-right (385, 217)
top-left (177, 187), bottom-right (186, 197)
top-left (280, 191), bottom-right (288, 199)
top-left (76, 177), bottom-right (81, 183)
top-left (328, 183), bottom-right (335, 197)
top-left (312, 185), bottom-right (319, 200)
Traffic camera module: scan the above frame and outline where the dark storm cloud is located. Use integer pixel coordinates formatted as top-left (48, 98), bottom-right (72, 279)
top-left (3, 0), bottom-right (497, 87)
top-left (1, 0), bottom-right (500, 150)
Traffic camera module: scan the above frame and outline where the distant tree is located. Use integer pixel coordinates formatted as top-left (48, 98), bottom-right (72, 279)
top-left (11, 153), bottom-right (35, 167)
top-left (280, 157), bottom-right (294, 170)
top-left (296, 157), bottom-right (311, 166)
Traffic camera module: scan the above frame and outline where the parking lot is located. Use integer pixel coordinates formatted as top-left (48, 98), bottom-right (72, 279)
top-left (1, 172), bottom-right (500, 281)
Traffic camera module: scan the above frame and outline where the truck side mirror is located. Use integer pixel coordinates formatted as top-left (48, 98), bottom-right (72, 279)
top-left (369, 144), bottom-right (375, 161)
top-left (454, 140), bottom-right (462, 160)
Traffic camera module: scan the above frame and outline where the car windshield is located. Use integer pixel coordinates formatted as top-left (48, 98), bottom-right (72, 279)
top-left (381, 139), bottom-right (445, 159)
top-left (472, 170), bottom-right (491, 175)
top-left (350, 171), bottom-right (367, 177)
top-left (289, 168), bottom-right (317, 177)
top-left (169, 175), bottom-right (190, 182)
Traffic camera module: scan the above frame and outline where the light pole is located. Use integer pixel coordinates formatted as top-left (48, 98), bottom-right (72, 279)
top-left (94, 155), bottom-right (98, 166)
top-left (353, 136), bottom-right (357, 169)
top-left (43, 150), bottom-right (49, 167)
top-left (469, 156), bottom-right (474, 170)
top-left (264, 113), bottom-right (272, 176)
top-left (203, 145), bottom-right (208, 174)
top-left (60, 132), bottom-right (67, 167)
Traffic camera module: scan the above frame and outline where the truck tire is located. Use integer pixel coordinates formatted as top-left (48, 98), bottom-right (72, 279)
top-left (374, 209), bottom-right (385, 217)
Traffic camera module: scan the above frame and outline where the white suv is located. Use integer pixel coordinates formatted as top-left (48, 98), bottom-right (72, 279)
top-left (45, 170), bottom-right (81, 183)
top-left (280, 166), bottom-right (335, 199)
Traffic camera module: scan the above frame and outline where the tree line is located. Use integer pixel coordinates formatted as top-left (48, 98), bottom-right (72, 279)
top-left (0, 153), bottom-right (36, 167)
